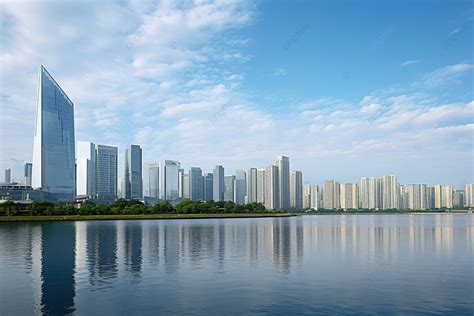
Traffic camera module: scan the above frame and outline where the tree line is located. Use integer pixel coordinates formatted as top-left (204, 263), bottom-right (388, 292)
top-left (0, 199), bottom-right (272, 216)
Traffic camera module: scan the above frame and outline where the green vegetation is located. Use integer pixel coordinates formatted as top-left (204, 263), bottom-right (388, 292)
top-left (0, 199), bottom-right (277, 218)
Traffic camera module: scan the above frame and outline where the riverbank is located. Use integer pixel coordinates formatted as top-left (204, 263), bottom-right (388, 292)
top-left (0, 213), bottom-right (295, 222)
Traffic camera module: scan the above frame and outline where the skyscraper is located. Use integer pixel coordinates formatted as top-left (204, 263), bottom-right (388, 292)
top-left (264, 165), bottom-right (279, 210)
top-left (4, 169), bottom-right (11, 184)
top-left (213, 165), bottom-right (225, 201)
top-left (256, 168), bottom-right (265, 204)
top-left (148, 163), bottom-right (160, 198)
top-left (189, 167), bottom-right (203, 201)
top-left (340, 183), bottom-right (358, 209)
top-left (382, 175), bottom-right (399, 209)
top-left (465, 184), bottom-right (474, 207)
top-left (32, 66), bottom-right (75, 202)
top-left (247, 168), bottom-right (258, 203)
top-left (224, 175), bottom-right (235, 202)
top-left (434, 184), bottom-right (453, 209)
top-left (234, 170), bottom-right (247, 204)
top-left (95, 145), bottom-right (118, 200)
top-left (178, 168), bottom-right (185, 198)
top-left (276, 156), bottom-right (290, 209)
top-left (123, 145), bottom-right (142, 200)
top-left (182, 173), bottom-right (190, 199)
top-left (160, 160), bottom-right (180, 201)
top-left (323, 180), bottom-right (340, 209)
top-left (404, 184), bottom-right (427, 210)
top-left (203, 173), bottom-right (213, 201)
top-left (76, 141), bottom-right (96, 197)
top-left (290, 171), bottom-right (303, 209)
top-left (24, 163), bottom-right (32, 186)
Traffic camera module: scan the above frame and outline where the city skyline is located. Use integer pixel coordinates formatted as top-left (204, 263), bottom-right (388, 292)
top-left (0, 1), bottom-right (472, 188)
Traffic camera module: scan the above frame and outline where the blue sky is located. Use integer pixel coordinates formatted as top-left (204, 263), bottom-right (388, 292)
top-left (0, 0), bottom-right (473, 188)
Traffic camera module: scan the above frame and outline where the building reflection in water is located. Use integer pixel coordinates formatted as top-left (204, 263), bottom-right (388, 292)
top-left (40, 223), bottom-right (76, 315)
top-left (15, 214), bottom-right (471, 314)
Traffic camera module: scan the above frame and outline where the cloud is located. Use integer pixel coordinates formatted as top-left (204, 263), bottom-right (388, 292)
top-left (400, 59), bottom-right (419, 67)
top-left (360, 103), bottom-right (382, 114)
top-left (417, 63), bottom-right (473, 88)
top-left (273, 67), bottom-right (287, 76)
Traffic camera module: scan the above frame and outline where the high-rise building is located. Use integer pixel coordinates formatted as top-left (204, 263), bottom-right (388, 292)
top-left (182, 173), bottom-right (190, 199)
top-left (224, 175), bottom-right (235, 202)
top-left (290, 171), bottom-right (303, 209)
top-left (189, 167), bottom-right (203, 201)
top-left (256, 168), bottom-right (265, 204)
top-left (465, 184), bottom-right (474, 207)
top-left (123, 145), bottom-right (142, 200)
top-left (76, 141), bottom-right (96, 197)
top-left (24, 163), bottom-right (32, 186)
top-left (203, 173), bottom-right (213, 201)
top-left (160, 160), bottom-right (180, 201)
top-left (276, 156), bottom-right (290, 209)
top-left (434, 184), bottom-right (453, 209)
top-left (95, 145), bottom-right (118, 200)
top-left (382, 175), bottom-right (399, 209)
top-left (213, 165), bottom-right (225, 201)
top-left (247, 168), bottom-right (258, 203)
top-left (32, 66), bottom-right (76, 202)
top-left (323, 180), bottom-right (339, 209)
top-left (148, 163), bottom-right (160, 198)
top-left (234, 170), bottom-right (247, 204)
top-left (426, 186), bottom-right (435, 209)
top-left (178, 168), bottom-right (185, 198)
top-left (303, 184), bottom-right (320, 209)
top-left (4, 169), bottom-right (11, 184)
top-left (264, 165), bottom-right (279, 209)
top-left (340, 183), bottom-right (358, 209)
top-left (453, 190), bottom-right (464, 208)
top-left (404, 184), bottom-right (427, 210)
top-left (359, 177), bottom-right (376, 209)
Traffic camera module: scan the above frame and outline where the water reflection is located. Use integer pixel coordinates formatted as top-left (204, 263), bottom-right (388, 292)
top-left (0, 215), bottom-right (472, 315)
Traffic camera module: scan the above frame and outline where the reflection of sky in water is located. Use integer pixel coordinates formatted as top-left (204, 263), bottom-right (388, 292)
top-left (0, 215), bottom-right (472, 314)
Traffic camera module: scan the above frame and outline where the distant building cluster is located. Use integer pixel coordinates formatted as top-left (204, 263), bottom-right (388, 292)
top-left (1, 66), bottom-right (473, 210)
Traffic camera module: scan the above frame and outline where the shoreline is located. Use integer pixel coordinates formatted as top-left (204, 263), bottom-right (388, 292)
top-left (0, 213), bottom-right (295, 222)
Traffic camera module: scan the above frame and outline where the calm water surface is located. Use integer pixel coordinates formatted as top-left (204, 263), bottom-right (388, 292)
top-left (0, 215), bottom-right (473, 315)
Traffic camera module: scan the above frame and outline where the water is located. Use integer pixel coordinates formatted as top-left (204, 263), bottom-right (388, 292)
top-left (0, 215), bottom-right (473, 315)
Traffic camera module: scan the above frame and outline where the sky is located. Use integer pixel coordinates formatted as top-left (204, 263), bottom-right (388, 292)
top-left (0, 0), bottom-right (473, 189)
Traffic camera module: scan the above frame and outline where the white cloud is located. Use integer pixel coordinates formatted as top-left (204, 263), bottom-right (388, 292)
top-left (400, 59), bottom-right (419, 67)
top-left (418, 63), bottom-right (473, 88)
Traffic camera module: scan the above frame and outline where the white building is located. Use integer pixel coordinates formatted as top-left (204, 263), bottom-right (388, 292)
top-left (264, 165), bottom-right (279, 210)
top-left (247, 168), bottom-right (257, 203)
top-left (276, 156), bottom-right (290, 209)
top-left (465, 184), bottom-right (474, 207)
top-left (340, 183), bottom-right (358, 209)
top-left (323, 180), bottom-right (339, 209)
top-left (256, 168), bottom-right (265, 204)
top-left (290, 171), bottom-right (303, 209)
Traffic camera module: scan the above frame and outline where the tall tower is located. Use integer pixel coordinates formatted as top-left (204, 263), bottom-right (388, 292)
top-left (264, 165), bottom-right (279, 210)
top-left (123, 145), bottom-right (142, 200)
top-left (290, 171), bottom-right (303, 209)
top-left (247, 168), bottom-right (258, 203)
top-left (213, 165), bottom-right (225, 201)
top-left (276, 156), bottom-right (290, 209)
top-left (32, 66), bottom-right (75, 202)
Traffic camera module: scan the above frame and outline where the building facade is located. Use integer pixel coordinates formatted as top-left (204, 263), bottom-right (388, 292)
top-left (276, 156), bottom-right (290, 209)
top-left (189, 167), bottom-right (203, 201)
top-left (224, 175), bottom-right (235, 202)
top-left (32, 66), bottom-right (76, 202)
top-left (213, 165), bottom-right (225, 201)
top-left (290, 171), bottom-right (303, 209)
top-left (264, 165), bottom-right (279, 210)
top-left (123, 145), bottom-right (142, 200)
top-left (247, 168), bottom-right (257, 203)
top-left (234, 170), bottom-right (247, 204)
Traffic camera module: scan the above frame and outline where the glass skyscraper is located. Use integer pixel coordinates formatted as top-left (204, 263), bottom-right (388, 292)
top-left (32, 66), bottom-right (75, 202)
top-left (123, 145), bottom-right (142, 200)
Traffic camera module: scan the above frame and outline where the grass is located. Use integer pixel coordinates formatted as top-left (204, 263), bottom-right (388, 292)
top-left (0, 213), bottom-right (296, 222)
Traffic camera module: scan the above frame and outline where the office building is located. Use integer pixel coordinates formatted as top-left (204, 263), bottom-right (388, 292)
top-left (182, 173), bottom-right (190, 199)
top-left (178, 168), bottom-right (185, 198)
top-left (24, 163), bottom-right (32, 186)
top-left (32, 66), bottom-right (76, 202)
top-left (95, 145), bottom-right (118, 200)
top-left (148, 163), bottom-right (160, 198)
top-left (160, 160), bottom-right (180, 201)
top-left (213, 165), bottom-right (225, 201)
top-left (76, 141), bottom-right (96, 197)
top-left (123, 145), bottom-right (142, 200)
top-left (453, 190), bottom-right (464, 207)
top-left (189, 167), bottom-right (203, 201)
top-left (290, 171), bottom-right (303, 209)
top-left (4, 169), bottom-right (11, 184)
top-left (203, 173), bottom-right (213, 201)
top-left (247, 168), bottom-right (257, 203)
top-left (224, 175), bottom-right (235, 202)
top-left (276, 156), bottom-right (290, 209)
top-left (264, 165), bottom-right (279, 209)
top-left (323, 180), bottom-right (339, 209)
top-left (234, 170), bottom-right (247, 204)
